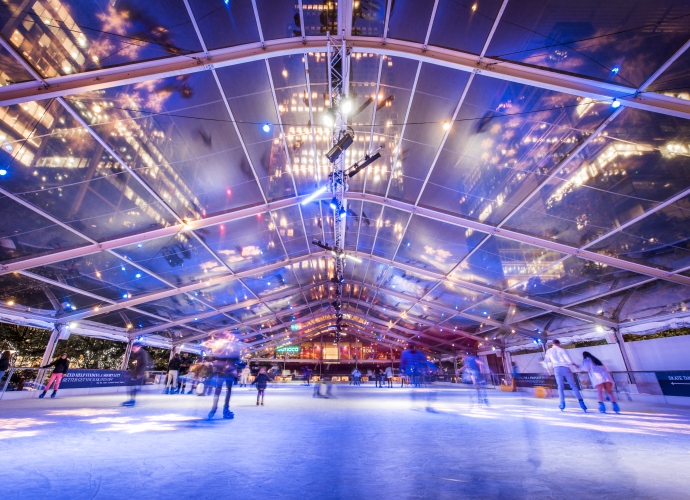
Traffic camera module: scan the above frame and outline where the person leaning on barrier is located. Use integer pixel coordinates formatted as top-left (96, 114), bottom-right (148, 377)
top-left (0, 350), bottom-right (11, 384)
top-left (39, 353), bottom-right (69, 399)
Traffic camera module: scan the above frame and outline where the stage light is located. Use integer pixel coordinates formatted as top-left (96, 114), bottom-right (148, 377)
top-left (347, 147), bottom-right (382, 178)
top-left (0, 169), bottom-right (7, 176)
top-left (340, 98), bottom-right (352, 114)
top-left (312, 239), bottom-right (334, 251)
top-left (301, 185), bottom-right (327, 205)
top-left (339, 206), bottom-right (346, 218)
top-left (262, 123), bottom-right (271, 132)
top-left (322, 109), bottom-right (335, 127)
top-left (612, 99), bottom-right (621, 108)
top-left (443, 122), bottom-right (451, 131)
top-left (330, 197), bottom-right (338, 210)
top-left (326, 133), bottom-right (353, 162)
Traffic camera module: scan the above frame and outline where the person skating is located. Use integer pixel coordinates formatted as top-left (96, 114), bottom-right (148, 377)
top-left (177, 353), bottom-right (192, 394)
top-left (164, 353), bottom-right (181, 394)
top-left (239, 365), bottom-right (250, 387)
top-left (0, 350), bottom-right (11, 384)
top-left (580, 351), bottom-right (620, 414)
top-left (39, 353), bottom-right (69, 399)
top-left (400, 345), bottom-right (426, 388)
top-left (544, 340), bottom-right (587, 412)
top-left (464, 355), bottom-right (489, 406)
top-left (351, 368), bottom-right (361, 386)
top-left (252, 367), bottom-right (271, 406)
top-left (208, 354), bottom-right (238, 420)
top-left (385, 366), bottom-right (394, 388)
top-left (122, 343), bottom-right (149, 407)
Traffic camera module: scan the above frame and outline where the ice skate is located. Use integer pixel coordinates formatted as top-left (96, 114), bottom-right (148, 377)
top-left (612, 402), bottom-right (620, 414)
top-left (598, 402), bottom-right (606, 413)
top-left (50, 390), bottom-right (57, 398)
top-left (39, 391), bottom-right (46, 399)
top-left (223, 409), bottom-right (234, 419)
top-left (579, 400), bottom-right (587, 412)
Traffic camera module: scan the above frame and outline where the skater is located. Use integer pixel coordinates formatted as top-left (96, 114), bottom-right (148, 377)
top-left (544, 340), bottom-right (587, 412)
top-left (464, 354), bottom-right (489, 406)
top-left (123, 343), bottom-right (149, 407)
top-left (177, 353), bottom-right (192, 394)
top-left (208, 354), bottom-right (238, 420)
top-left (351, 368), bottom-right (361, 386)
top-left (303, 365), bottom-right (311, 386)
top-left (0, 350), bottom-right (11, 383)
top-left (239, 365), bottom-right (250, 387)
top-left (39, 353), bottom-right (69, 399)
top-left (580, 351), bottom-right (620, 414)
top-left (400, 345), bottom-right (426, 388)
top-left (164, 353), bottom-right (181, 394)
top-left (252, 367), bottom-right (271, 406)
top-left (385, 366), bottom-right (394, 388)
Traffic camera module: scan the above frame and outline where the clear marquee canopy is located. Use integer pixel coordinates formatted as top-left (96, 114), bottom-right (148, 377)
top-left (1, 0), bottom-right (690, 358)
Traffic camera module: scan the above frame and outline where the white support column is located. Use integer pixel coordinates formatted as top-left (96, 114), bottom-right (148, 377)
top-left (35, 324), bottom-right (61, 386)
top-left (121, 341), bottom-right (133, 371)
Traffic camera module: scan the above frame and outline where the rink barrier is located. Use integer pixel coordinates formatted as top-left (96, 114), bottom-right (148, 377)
top-left (0, 367), bottom-right (166, 400)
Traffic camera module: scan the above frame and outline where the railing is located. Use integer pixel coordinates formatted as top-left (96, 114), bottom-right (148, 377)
top-left (0, 368), bottom-right (167, 400)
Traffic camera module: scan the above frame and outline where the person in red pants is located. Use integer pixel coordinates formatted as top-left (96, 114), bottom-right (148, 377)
top-left (39, 353), bottom-right (69, 399)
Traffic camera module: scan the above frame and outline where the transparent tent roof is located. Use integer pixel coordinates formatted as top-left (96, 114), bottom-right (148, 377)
top-left (1, 0), bottom-right (690, 357)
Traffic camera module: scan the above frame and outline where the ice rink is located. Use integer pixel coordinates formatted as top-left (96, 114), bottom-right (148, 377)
top-left (2, 385), bottom-right (689, 499)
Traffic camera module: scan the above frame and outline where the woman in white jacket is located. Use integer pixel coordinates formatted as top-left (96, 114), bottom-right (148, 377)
top-left (581, 351), bottom-right (620, 414)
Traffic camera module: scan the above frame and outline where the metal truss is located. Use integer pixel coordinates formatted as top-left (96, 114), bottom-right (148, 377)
top-left (1, 4), bottom-right (690, 353)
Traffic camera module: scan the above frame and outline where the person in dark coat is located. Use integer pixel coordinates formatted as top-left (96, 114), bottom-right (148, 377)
top-left (165, 354), bottom-right (182, 394)
top-left (177, 353), bottom-right (192, 394)
top-left (252, 367), bottom-right (272, 406)
top-left (123, 343), bottom-right (150, 407)
top-left (0, 350), bottom-right (11, 384)
top-left (39, 353), bottom-right (69, 399)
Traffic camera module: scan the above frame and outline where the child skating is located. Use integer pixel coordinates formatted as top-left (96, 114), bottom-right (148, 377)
top-left (39, 353), bottom-right (69, 399)
top-left (252, 367), bottom-right (271, 406)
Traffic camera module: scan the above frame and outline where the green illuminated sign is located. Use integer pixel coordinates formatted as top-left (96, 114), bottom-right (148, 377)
top-left (276, 346), bottom-right (300, 353)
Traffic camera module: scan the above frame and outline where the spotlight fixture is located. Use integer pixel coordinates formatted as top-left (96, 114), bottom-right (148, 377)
top-left (262, 123), bottom-right (271, 132)
top-left (611, 98), bottom-right (621, 108)
top-left (312, 239), bottom-right (334, 252)
top-left (329, 197), bottom-right (338, 210)
top-left (338, 205), bottom-right (346, 218)
top-left (340, 98), bottom-right (352, 114)
top-left (347, 147), bottom-right (382, 178)
top-left (322, 108), bottom-right (335, 127)
top-left (325, 133), bottom-right (353, 163)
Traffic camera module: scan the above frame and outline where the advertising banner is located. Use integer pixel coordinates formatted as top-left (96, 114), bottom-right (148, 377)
top-left (514, 373), bottom-right (575, 390)
top-left (58, 370), bottom-right (129, 389)
top-left (655, 371), bottom-right (690, 397)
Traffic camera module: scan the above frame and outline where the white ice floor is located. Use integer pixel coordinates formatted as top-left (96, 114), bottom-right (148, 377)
top-left (2, 384), bottom-right (689, 499)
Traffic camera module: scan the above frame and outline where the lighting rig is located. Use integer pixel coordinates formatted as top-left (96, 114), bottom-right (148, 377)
top-left (306, 32), bottom-right (382, 342)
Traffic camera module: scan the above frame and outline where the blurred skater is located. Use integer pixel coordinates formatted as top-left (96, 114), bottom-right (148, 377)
top-left (39, 353), bottom-right (69, 399)
top-left (239, 365), bottom-right (251, 387)
top-left (351, 368), bottom-right (361, 386)
top-left (303, 366), bottom-right (311, 386)
top-left (580, 351), bottom-right (620, 414)
top-left (177, 353), bottom-right (192, 394)
top-left (385, 366), bottom-right (394, 388)
top-left (123, 343), bottom-right (149, 407)
top-left (464, 355), bottom-right (489, 406)
top-left (164, 353), bottom-right (181, 394)
top-left (208, 355), bottom-right (239, 419)
top-left (544, 340), bottom-right (587, 412)
top-left (400, 345), bottom-right (426, 388)
top-left (252, 367), bottom-right (271, 406)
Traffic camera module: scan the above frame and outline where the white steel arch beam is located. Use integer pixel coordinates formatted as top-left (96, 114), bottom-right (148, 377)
top-left (1, 36), bottom-right (689, 119)
top-left (5, 192), bottom-right (690, 287)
